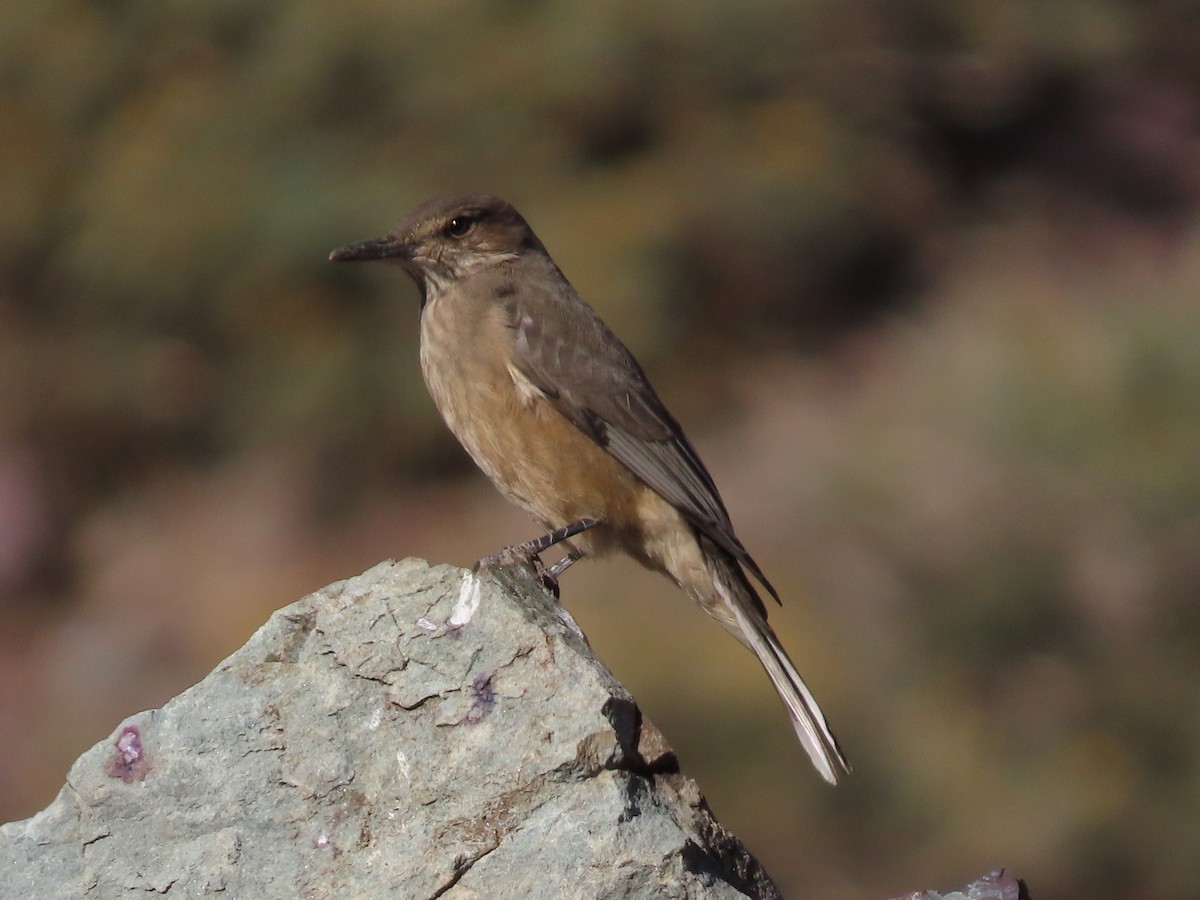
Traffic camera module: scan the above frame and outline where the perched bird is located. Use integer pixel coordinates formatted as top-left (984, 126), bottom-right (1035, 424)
top-left (330, 195), bottom-right (850, 784)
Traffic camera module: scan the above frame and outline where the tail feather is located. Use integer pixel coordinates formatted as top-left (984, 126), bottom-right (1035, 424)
top-left (709, 557), bottom-right (851, 785)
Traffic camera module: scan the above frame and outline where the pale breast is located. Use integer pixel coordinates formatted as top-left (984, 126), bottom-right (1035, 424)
top-left (418, 292), bottom-right (645, 535)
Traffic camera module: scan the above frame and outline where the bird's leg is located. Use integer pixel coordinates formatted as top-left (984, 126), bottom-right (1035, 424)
top-left (546, 548), bottom-right (583, 580)
top-left (507, 517), bottom-right (600, 558)
top-left (475, 517), bottom-right (600, 598)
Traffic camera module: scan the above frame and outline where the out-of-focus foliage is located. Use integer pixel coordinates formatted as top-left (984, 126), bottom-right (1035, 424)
top-left (2, 2), bottom-right (1199, 898)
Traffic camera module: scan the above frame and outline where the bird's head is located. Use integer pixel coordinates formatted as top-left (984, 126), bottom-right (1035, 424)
top-left (330, 194), bottom-right (544, 296)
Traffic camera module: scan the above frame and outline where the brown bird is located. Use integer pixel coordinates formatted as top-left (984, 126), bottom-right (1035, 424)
top-left (330, 194), bottom-right (850, 784)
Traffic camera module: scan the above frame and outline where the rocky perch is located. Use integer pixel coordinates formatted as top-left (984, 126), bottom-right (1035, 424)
top-left (0, 559), bottom-right (782, 899)
top-left (2, 558), bottom-right (1029, 899)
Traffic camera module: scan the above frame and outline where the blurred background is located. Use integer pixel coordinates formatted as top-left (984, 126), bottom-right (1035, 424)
top-left (2, 1), bottom-right (1199, 897)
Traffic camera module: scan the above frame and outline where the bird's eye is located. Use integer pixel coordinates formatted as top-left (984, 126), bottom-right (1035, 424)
top-left (444, 216), bottom-right (475, 238)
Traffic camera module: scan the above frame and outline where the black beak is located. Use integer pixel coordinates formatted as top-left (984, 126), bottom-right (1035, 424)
top-left (329, 236), bottom-right (411, 263)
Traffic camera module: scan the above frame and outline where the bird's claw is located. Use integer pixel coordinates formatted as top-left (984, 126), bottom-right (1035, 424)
top-left (474, 546), bottom-right (561, 599)
top-left (475, 518), bottom-right (597, 599)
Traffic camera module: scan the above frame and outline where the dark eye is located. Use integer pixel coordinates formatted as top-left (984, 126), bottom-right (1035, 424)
top-left (444, 216), bottom-right (475, 238)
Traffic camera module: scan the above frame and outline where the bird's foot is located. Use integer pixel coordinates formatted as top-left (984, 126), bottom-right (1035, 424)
top-left (473, 517), bottom-right (600, 599)
top-left (475, 545), bottom-right (561, 598)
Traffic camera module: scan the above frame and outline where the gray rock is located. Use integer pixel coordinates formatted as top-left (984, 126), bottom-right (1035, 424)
top-left (889, 868), bottom-right (1030, 900)
top-left (1, 559), bottom-right (781, 899)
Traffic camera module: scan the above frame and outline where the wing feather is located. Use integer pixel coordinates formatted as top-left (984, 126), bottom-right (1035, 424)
top-left (500, 271), bottom-right (780, 604)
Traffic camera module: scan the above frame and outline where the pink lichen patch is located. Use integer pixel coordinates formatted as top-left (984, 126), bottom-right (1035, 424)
top-left (104, 725), bottom-right (151, 783)
top-left (463, 673), bottom-right (497, 724)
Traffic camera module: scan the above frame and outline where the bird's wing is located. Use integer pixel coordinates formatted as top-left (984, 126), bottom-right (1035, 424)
top-left (502, 275), bottom-right (781, 606)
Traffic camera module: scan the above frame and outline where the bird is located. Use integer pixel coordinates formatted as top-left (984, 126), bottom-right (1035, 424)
top-left (330, 194), bottom-right (850, 784)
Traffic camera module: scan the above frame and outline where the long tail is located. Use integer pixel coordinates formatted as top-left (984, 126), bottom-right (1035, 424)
top-left (706, 547), bottom-right (851, 785)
